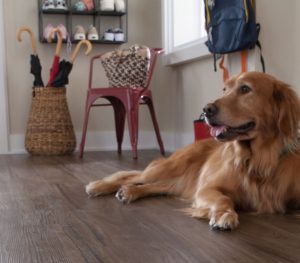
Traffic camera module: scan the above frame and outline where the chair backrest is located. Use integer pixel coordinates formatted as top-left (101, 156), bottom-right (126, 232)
top-left (88, 47), bottom-right (164, 90)
top-left (144, 48), bottom-right (164, 89)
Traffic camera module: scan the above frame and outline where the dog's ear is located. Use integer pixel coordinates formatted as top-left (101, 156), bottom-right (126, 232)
top-left (273, 80), bottom-right (300, 143)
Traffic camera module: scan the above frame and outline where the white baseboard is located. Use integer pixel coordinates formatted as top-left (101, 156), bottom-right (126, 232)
top-left (8, 131), bottom-right (195, 155)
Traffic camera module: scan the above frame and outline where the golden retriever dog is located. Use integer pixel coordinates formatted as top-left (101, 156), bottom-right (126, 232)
top-left (86, 72), bottom-right (300, 230)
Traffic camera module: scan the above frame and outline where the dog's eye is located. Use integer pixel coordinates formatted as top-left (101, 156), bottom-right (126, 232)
top-left (240, 85), bottom-right (251, 94)
top-left (223, 87), bottom-right (226, 92)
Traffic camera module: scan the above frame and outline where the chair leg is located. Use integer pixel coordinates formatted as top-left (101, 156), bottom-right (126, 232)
top-left (79, 95), bottom-right (93, 158)
top-left (126, 103), bottom-right (139, 159)
top-left (145, 97), bottom-right (165, 155)
top-left (111, 99), bottom-right (126, 154)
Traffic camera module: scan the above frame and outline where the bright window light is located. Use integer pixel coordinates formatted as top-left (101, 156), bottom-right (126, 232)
top-left (173, 0), bottom-right (206, 48)
top-left (163, 0), bottom-right (209, 65)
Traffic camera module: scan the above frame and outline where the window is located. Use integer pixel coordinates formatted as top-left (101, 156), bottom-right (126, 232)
top-left (163, 0), bottom-right (210, 65)
top-left (173, 0), bottom-right (206, 48)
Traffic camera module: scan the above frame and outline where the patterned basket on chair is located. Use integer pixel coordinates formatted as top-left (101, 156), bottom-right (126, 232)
top-left (101, 44), bottom-right (151, 88)
top-left (25, 87), bottom-right (76, 155)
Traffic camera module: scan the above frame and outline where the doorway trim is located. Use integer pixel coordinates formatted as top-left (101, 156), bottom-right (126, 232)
top-left (0, 0), bottom-right (10, 153)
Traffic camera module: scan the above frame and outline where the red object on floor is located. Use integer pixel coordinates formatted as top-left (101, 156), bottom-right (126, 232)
top-left (79, 48), bottom-right (165, 159)
top-left (194, 120), bottom-right (211, 141)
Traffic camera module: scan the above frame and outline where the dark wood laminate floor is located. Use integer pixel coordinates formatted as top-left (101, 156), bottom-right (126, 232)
top-left (0, 150), bottom-right (300, 263)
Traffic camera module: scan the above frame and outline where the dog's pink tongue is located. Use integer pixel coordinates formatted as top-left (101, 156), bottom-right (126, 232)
top-left (210, 126), bottom-right (227, 137)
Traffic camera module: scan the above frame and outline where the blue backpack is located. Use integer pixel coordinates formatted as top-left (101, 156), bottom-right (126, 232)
top-left (204, 0), bottom-right (265, 72)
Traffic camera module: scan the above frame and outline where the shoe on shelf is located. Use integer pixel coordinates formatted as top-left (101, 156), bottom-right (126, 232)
top-left (100, 0), bottom-right (115, 11)
top-left (56, 0), bottom-right (68, 10)
top-left (87, 25), bottom-right (99, 40)
top-left (73, 1), bottom-right (87, 11)
top-left (114, 28), bottom-right (124, 42)
top-left (74, 25), bottom-right (86, 40)
top-left (57, 24), bottom-right (68, 40)
top-left (43, 24), bottom-right (55, 40)
top-left (42, 0), bottom-right (55, 10)
top-left (103, 29), bottom-right (114, 41)
top-left (115, 0), bottom-right (125, 12)
top-left (82, 0), bottom-right (94, 11)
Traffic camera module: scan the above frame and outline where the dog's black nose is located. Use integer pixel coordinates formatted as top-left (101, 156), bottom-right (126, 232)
top-left (203, 103), bottom-right (218, 118)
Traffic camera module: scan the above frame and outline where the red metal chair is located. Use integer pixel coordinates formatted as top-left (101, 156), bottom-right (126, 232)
top-left (79, 47), bottom-right (165, 159)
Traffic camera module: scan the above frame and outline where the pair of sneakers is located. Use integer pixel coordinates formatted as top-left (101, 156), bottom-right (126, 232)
top-left (73, 0), bottom-right (94, 11)
top-left (44, 24), bottom-right (68, 40)
top-left (42, 0), bottom-right (68, 10)
top-left (104, 28), bottom-right (124, 42)
top-left (74, 25), bottom-right (99, 41)
top-left (100, 0), bottom-right (126, 12)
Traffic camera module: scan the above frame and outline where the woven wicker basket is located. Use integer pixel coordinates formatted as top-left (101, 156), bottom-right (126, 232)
top-left (25, 87), bottom-right (76, 155)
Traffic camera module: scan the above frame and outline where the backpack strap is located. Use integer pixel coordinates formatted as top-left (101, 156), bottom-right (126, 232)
top-left (213, 53), bottom-right (217, 72)
top-left (240, 50), bottom-right (248, 72)
top-left (219, 55), bottom-right (229, 82)
top-left (204, 0), bottom-right (211, 27)
top-left (256, 40), bottom-right (266, 73)
top-left (219, 51), bottom-right (247, 82)
top-left (256, 23), bottom-right (266, 72)
top-left (243, 0), bottom-right (249, 22)
top-left (219, 46), bottom-right (263, 82)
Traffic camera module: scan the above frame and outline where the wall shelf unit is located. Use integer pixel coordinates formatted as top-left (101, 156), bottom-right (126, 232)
top-left (38, 0), bottom-right (128, 44)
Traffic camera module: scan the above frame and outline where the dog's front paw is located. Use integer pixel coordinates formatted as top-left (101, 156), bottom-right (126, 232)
top-left (85, 180), bottom-right (104, 198)
top-left (209, 211), bottom-right (239, 231)
top-left (115, 185), bottom-right (138, 204)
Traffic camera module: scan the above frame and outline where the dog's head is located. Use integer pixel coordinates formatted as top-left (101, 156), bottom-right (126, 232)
top-left (204, 72), bottom-right (300, 146)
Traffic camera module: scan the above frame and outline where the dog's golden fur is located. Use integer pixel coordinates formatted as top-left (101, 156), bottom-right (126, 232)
top-left (86, 72), bottom-right (300, 230)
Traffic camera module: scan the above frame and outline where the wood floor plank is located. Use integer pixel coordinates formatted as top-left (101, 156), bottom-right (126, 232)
top-left (0, 150), bottom-right (299, 263)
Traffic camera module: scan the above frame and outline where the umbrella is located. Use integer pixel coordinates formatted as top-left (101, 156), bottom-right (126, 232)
top-left (52, 40), bottom-right (92, 87)
top-left (47, 28), bottom-right (63, 87)
top-left (17, 26), bottom-right (44, 87)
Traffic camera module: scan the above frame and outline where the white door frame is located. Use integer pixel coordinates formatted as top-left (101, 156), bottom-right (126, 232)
top-left (0, 0), bottom-right (10, 153)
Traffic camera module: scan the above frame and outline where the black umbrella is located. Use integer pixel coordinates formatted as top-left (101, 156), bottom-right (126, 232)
top-left (30, 54), bottom-right (44, 87)
top-left (51, 60), bottom-right (73, 87)
top-left (17, 26), bottom-right (44, 87)
top-left (51, 40), bottom-right (92, 87)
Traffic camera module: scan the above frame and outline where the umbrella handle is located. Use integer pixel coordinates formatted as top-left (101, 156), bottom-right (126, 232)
top-left (70, 40), bottom-right (92, 63)
top-left (16, 26), bottom-right (37, 55)
top-left (47, 28), bottom-right (63, 56)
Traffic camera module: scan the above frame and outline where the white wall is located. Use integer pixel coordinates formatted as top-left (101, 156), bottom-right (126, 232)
top-left (171, 58), bottom-right (223, 147)
top-left (3, 0), bottom-right (175, 153)
top-left (3, 0), bottom-right (300, 153)
top-left (169, 0), bottom-right (300, 148)
top-left (256, 0), bottom-right (300, 95)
